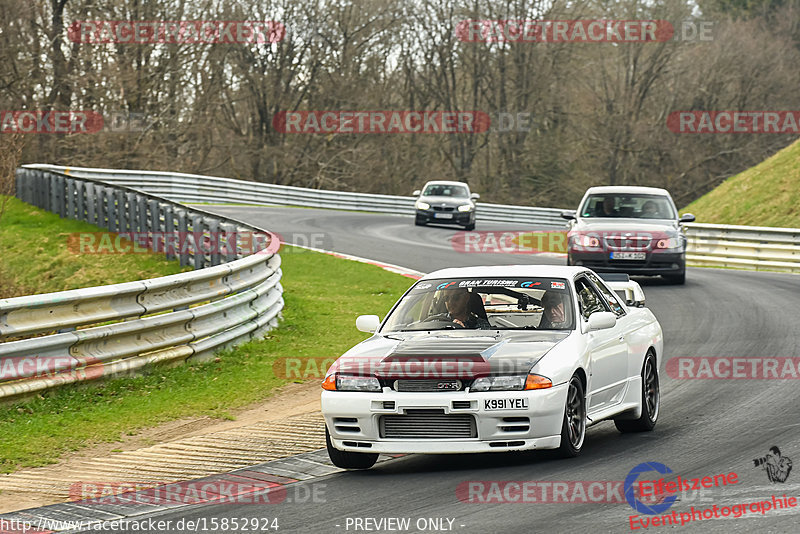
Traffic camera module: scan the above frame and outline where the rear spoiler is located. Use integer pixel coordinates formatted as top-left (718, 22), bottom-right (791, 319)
top-left (598, 273), bottom-right (646, 308)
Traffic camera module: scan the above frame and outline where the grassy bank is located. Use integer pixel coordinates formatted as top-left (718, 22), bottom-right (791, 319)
top-left (684, 139), bottom-right (800, 228)
top-left (0, 246), bottom-right (412, 473)
top-left (0, 196), bottom-right (190, 298)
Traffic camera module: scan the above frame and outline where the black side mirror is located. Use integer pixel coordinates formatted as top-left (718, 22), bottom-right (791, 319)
top-left (680, 213), bottom-right (696, 223)
top-left (560, 210), bottom-right (577, 221)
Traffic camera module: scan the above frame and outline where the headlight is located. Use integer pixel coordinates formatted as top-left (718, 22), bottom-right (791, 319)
top-left (655, 237), bottom-right (681, 249)
top-left (471, 375), bottom-right (526, 391)
top-left (416, 201), bottom-right (430, 210)
top-left (471, 374), bottom-right (552, 391)
top-left (571, 234), bottom-right (600, 248)
top-left (458, 204), bottom-right (473, 212)
top-left (322, 374), bottom-right (381, 392)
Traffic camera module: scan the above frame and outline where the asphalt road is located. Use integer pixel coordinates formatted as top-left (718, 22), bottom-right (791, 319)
top-left (105, 206), bottom-right (800, 534)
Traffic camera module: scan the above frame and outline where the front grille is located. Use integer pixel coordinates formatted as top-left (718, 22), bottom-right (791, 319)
top-left (605, 236), bottom-right (651, 250)
top-left (394, 379), bottom-right (463, 392)
top-left (452, 400), bottom-right (472, 409)
top-left (380, 411), bottom-right (477, 439)
top-left (432, 206), bottom-right (456, 211)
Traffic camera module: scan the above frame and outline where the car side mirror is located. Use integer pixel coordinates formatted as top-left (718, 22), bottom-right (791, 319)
top-left (561, 210), bottom-right (577, 221)
top-left (412, 190), bottom-right (421, 197)
top-left (680, 213), bottom-right (696, 223)
top-left (470, 193), bottom-right (480, 200)
top-left (587, 311), bottom-right (616, 331)
top-left (356, 315), bottom-right (381, 333)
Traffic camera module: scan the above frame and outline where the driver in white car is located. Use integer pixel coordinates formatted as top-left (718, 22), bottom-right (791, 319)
top-left (444, 288), bottom-right (491, 329)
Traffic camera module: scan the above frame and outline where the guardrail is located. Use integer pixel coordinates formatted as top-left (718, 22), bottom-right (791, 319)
top-left (0, 168), bottom-right (284, 401)
top-left (685, 223), bottom-right (800, 273)
top-left (23, 164), bottom-right (568, 228)
top-left (23, 164), bottom-right (800, 273)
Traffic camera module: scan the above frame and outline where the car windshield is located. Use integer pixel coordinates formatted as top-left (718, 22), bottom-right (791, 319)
top-left (381, 278), bottom-right (574, 332)
top-left (422, 184), bottom-right (469, 198)
top-left (580, 194), bottom-right (676, 219)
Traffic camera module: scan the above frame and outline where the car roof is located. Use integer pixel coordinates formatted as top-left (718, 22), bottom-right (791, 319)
top-left (584, 185), bottom-right (671, 196)
top-left (422, 180), bottom-right (470, 187)
top-left (420, 265), bottom-right (589, 281)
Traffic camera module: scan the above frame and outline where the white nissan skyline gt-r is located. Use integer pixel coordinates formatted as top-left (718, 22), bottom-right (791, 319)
top-left (321, 265), bottom-right (663, 469)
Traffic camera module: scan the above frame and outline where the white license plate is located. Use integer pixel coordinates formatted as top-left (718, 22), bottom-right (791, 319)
top-left (484, 398), bottom-right (529, 410)
top-left (434, 212), bottom-right (453, 219)
top-left (611, 252), bottom-right (646, 260)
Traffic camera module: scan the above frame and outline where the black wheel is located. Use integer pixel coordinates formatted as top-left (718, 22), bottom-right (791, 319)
top-left (325, 426), bottom-right (378, 469)
top-left (415, 218), bottom-right (426, 226)
top-left (663, 271), bottom-right (685, 284)
top-left (615, 351), bottom-right (659, 433)
top-left (464, 223), bottom-right (475, 231)
top-left (557, 375), bottom-right (586, 458)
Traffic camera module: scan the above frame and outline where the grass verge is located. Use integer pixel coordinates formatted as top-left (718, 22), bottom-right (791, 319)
top-left (0, 196), bottom-right (190, 297)
top-left (0, 245), bottom-right (413, 473)
top-left (684, 139), bottom-right (800, 227)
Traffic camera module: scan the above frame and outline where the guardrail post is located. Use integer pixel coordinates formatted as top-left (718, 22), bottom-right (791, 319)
top-left (221, 223), bottom-right (237, 263)
top-left (164, 204), bottom-right (175, 260)
top-left (113, 189), bottom-right (124, 233)
top-left (176, 208), bottom-right (190, 267)
top-left (75, 180), bottom-right (86, 222)
top-left (121, 191), bottom-right (132, 233)
top-left (148, 199), bottom-right (160, 253)
top-left (50, 174), bottom-right (60, 215)
top-left (103, 186), bottom-right (113, 231)
top-left (66, 179), bottom-right (76, 220)
top-left (207, 218), bottom-right (220, 266)
top-left (191, 213), bottom-right (205, 270)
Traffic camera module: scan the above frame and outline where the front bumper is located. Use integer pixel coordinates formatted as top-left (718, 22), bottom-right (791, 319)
top-left (322, 385), bottom-right (566, 454)
top-left (568, 250), bottom-right (685, 276)
top-left (416, 209), bottom-right (474, 226)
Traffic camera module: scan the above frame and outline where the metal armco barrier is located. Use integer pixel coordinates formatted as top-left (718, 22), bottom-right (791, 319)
top-left (0, 168), bottom-right (284, 401)
top-left (685, 223), bottom-right (800, 273)
top-left (23, 164), bottom-right (568, 228)
top-left (22, 164), bottom-right (800, 273)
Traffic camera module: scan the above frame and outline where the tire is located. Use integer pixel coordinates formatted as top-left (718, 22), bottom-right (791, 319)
top-left (663, 271), bottom-right (685, 284)
top-left (325, 426), bottom-right (378, 469)
top-left (415, 218), bottom-right (426, 226)
top-left (615, 351), bottom-right (659, 433)
top-left (557, 375), bottom-right (586, 458)
top-left (464, 223), bottom-right (475, 231)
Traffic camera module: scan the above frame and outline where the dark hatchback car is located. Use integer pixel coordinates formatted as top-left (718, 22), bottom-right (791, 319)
top-left (561, 186), bottom-right (695, 284)
top-left (413, 180), bottom-right (479, 230)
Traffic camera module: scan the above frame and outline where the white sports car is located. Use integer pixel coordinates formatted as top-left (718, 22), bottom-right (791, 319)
top-left (321, 265), bottom-right (663, 469)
